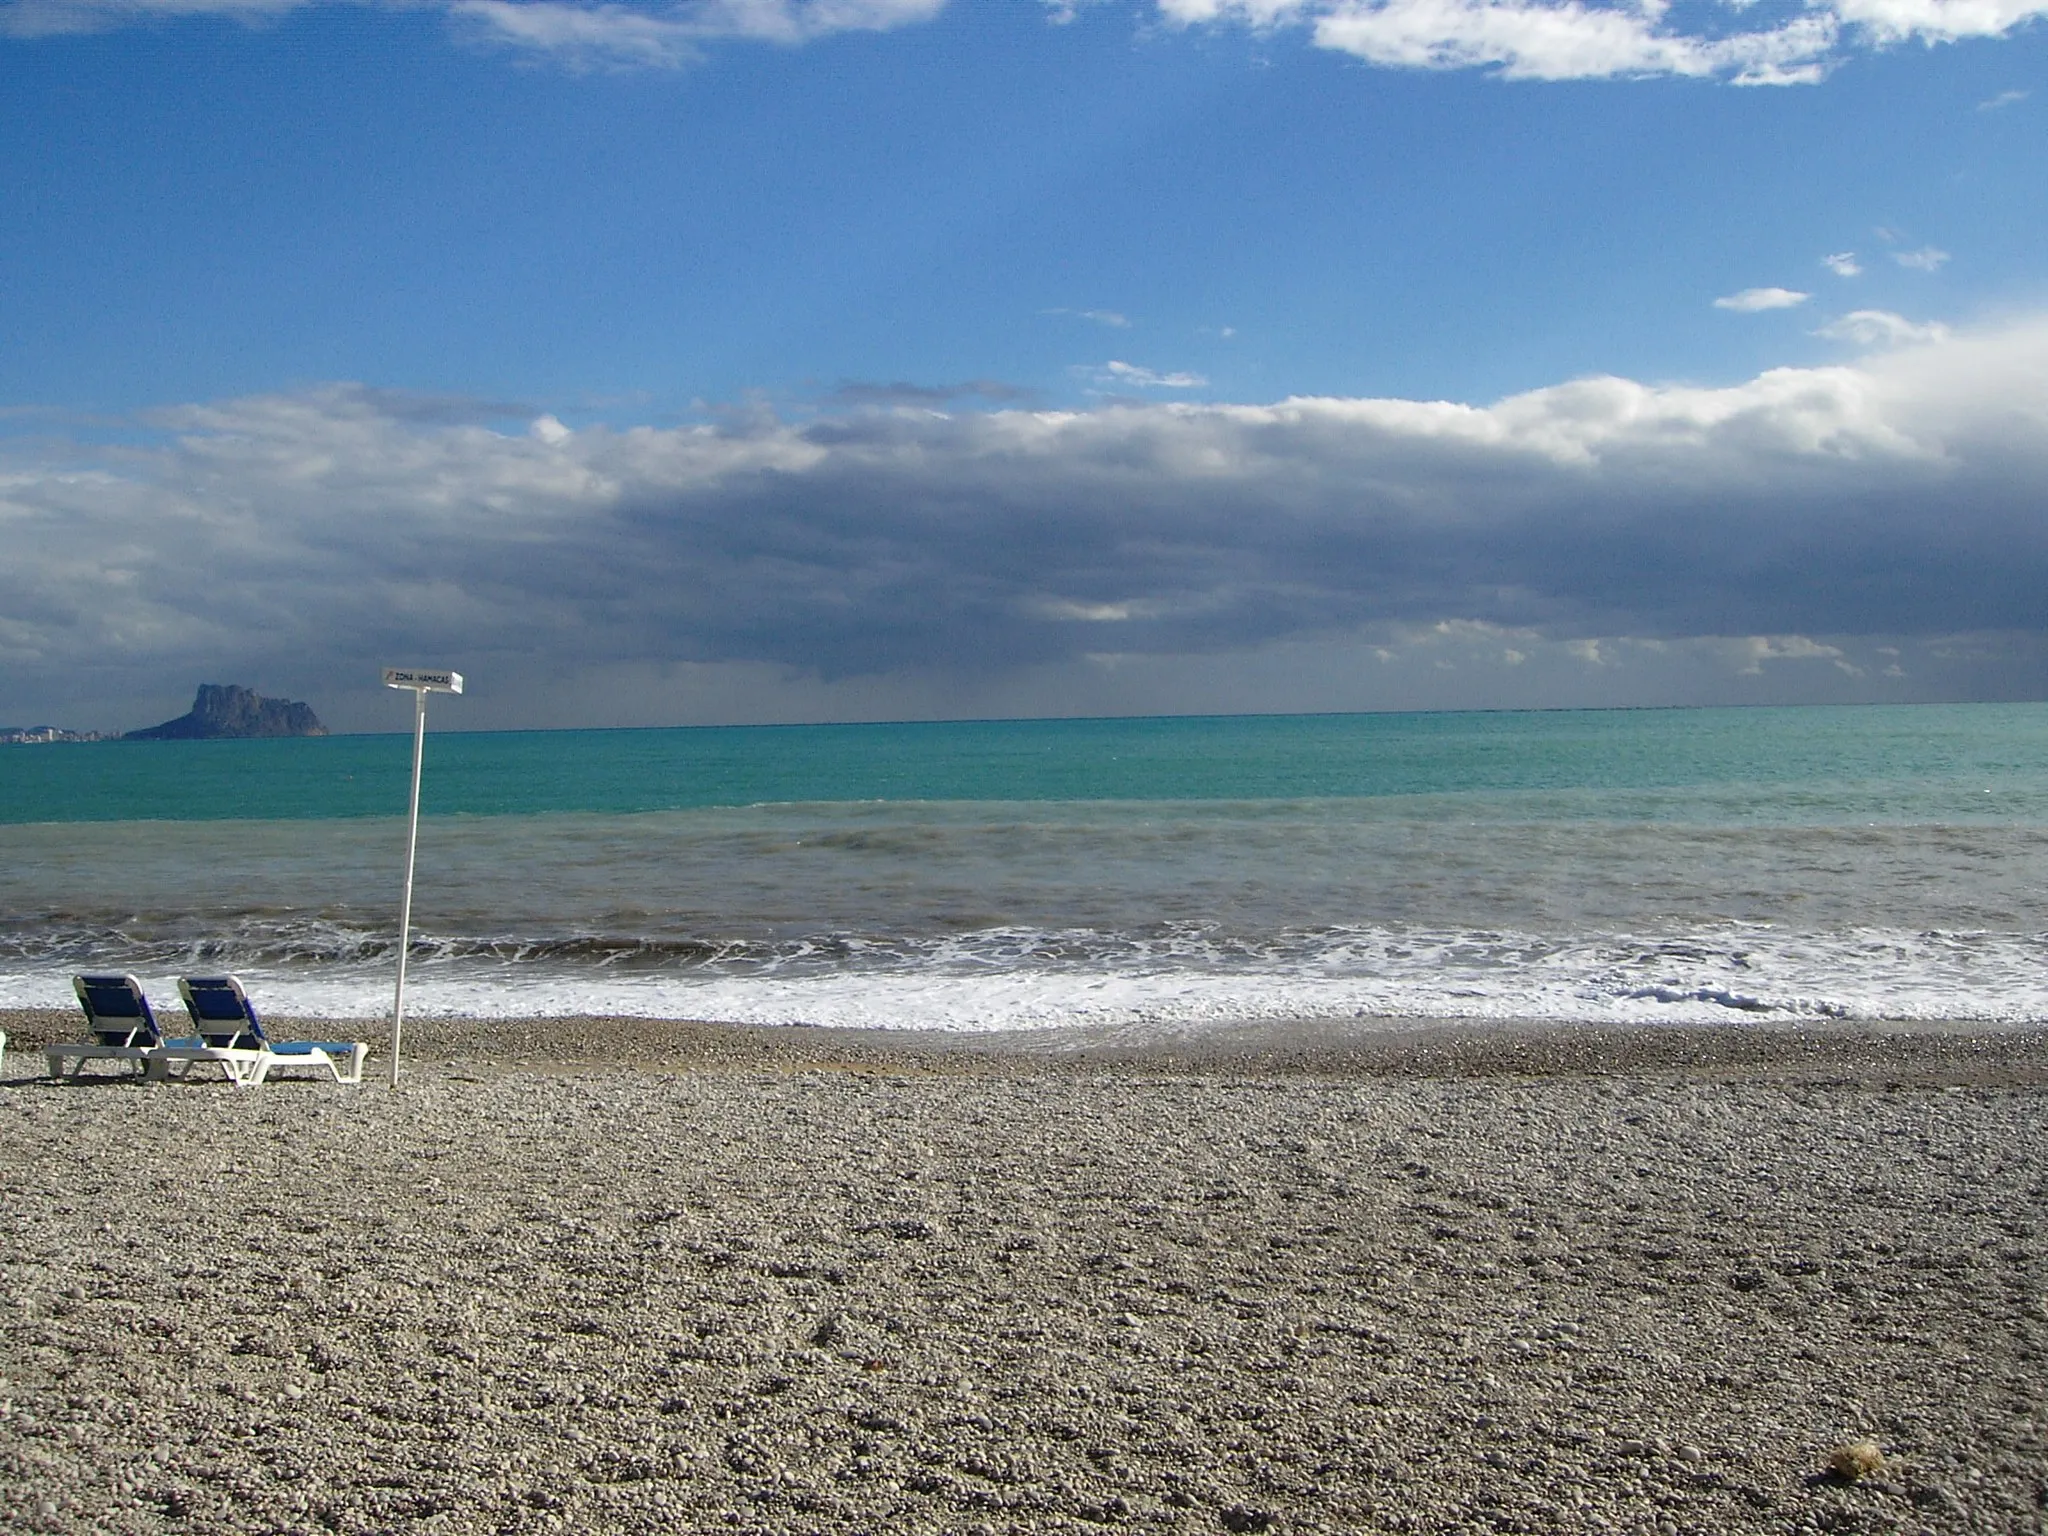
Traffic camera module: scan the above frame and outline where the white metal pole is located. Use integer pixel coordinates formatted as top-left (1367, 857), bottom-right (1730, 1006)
top-left (390, 686), bottom-right (428, 1088)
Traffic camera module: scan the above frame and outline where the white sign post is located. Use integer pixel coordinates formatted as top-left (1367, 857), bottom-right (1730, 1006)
top-left (383, 667), bottom-right (463, 1087)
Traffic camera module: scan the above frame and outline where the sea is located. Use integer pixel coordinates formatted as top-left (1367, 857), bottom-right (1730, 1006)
top-left (4, 704), bottom-right (2046, 1037)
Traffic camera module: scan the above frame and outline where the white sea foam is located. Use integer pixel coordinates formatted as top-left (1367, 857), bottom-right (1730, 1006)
top-left (6, 924), bottom-right (2040, 1034)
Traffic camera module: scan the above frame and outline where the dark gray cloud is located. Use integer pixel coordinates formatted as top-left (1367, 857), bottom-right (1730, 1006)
top-left (4, 321), bottom-right (2047, 730)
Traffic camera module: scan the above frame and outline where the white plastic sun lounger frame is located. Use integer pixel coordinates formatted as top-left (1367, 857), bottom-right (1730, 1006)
top-left (251, 1041), bottom-right (368, 1085)
top-left (47, 975), bottom-right (169, 1081)
top-left (175, 976), bottom-right (369, 1086)
top-left (45, 1041), bottom-right (160, 1079)
top-left (144, 1043), bottom-right (269, 1086)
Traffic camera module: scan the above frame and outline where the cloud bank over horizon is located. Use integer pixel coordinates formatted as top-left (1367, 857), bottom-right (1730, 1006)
top-left (6, 315), bottom-right (2046, 732)
top-left (7, 0), bottom-right (2048, 82)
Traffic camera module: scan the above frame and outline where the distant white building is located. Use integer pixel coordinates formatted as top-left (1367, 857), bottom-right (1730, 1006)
top-left (0, 726), bottom-right (105, 745)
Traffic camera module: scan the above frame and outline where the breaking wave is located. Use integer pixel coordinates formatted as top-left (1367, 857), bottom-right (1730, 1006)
top-left (1, 918), bottom-right (2041, 1034)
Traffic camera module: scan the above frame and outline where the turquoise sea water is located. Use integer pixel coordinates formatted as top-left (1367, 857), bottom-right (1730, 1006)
top-left (4, 704), bottom-right (2046, 1032)
top-left (11, 705), bottom-right (2048, 823)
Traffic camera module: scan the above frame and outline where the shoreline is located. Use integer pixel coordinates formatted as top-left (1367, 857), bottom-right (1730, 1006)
top-left (8, 1006), bottom-right (2048, 1085)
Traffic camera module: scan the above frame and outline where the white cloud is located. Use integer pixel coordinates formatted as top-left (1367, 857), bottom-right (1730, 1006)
top-left (1714, 286), bottom-right (1810, 312)
top-left (450, 1), bottom-right (701, 66)
top-left (12, 0), bottom-right (2048, 84)
top-left (0, 0), bottom-right (945, 54)
top-left (450, 0), bottom-right (943, 64)
top-left (11, 0), bottom-right (2048, 79)
top-left (1046, 308), bottom-right (1133, 329)
top-left (0, 0), bottom-right (313, 37)
top-left (1814, 309), bottom-right (1952, 347)
top-left (1097, 360), bottom-right (1209, 388)
top-left (1895, 246), bottom-right (1951, 272)
top-left (1040, 0), bottom-right (1112, 20)
top-left (1827, 0), bottom-right (2048, 42)
top-left (1722, 634), bottom-right (1859, 675)
top-left (643, 0), bottom-right (947, 41)
top-left (1979, 87), bottom-right (2027, 109)
top-left (1364, 624), bottom-right (1883, 691)
top-left (1151, 0), bottom-right (2048, 82)
top-left (1152, 0), bottom-right (1842, 82)
top-left (1822, 252), bottom-right (1862, 278)
top-left (1311, 0), bottom-right (1834, 83)
top-left (1031, 596), bottom-right (1164, 621)
top-left (8, 315), bottom-right (2048, 726)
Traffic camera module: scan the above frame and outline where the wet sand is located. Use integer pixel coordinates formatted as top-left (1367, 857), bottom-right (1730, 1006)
top-left (3, 1015), bottom-right (2045, 1534)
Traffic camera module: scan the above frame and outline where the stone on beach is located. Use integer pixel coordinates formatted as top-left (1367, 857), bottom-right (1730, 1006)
top-left (1828, 1437), bottom-right (1887, 1481)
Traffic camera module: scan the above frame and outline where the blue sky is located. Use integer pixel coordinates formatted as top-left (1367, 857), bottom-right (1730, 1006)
top-left (3, 0), bottom-right (2047, 730)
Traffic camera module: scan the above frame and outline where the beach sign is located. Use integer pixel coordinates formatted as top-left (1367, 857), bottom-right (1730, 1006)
top-left (383, 667), bottom-right (464, 693)
top-left (383, 664), bottom-right (465, 1086)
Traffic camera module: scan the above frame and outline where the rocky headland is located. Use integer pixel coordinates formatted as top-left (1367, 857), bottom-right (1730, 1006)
top-left (124, 684), bottom-right (327, 740)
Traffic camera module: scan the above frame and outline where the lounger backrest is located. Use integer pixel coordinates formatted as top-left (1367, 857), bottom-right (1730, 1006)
top-left (177, 976), bottom-right (268, 1050)
top-left (73, 974), bottom-right (162, 1048)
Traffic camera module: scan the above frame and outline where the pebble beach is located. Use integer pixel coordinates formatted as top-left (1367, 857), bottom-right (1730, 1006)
top-left (3, 1013), bottom-right (2046, 1535)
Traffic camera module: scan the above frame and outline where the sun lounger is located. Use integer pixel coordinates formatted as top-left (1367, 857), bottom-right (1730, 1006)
top-left (177, 976), bottom-right (368, 1085)
top-left (46, 974), bottom-right (171, 1080)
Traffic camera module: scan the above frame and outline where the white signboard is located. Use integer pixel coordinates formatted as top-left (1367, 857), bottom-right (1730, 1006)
top-left (383, 667), bottom-right (464, 694)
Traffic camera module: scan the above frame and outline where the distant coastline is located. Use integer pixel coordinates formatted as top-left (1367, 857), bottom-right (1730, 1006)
top-left (4, 682), bottom-right (328, 745)
top-left (0, 726), bottom-right (109, 745)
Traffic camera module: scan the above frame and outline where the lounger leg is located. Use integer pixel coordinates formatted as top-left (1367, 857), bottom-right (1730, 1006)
top-left (213, 1054), bottom-right (255, 1088)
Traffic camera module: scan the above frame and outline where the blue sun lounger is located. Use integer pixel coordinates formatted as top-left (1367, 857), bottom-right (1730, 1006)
top-left (47, 974), bottom-right (172, 1079)
top-left (176, 976), bottom-right (368, 1085)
